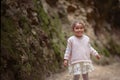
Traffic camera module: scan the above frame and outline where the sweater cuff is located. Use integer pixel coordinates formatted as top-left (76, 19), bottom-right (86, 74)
top-left (64, 54), bottom-right (70, 60)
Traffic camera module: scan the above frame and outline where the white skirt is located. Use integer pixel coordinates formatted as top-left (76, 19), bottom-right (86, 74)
top-left (68, 62), bottom-right (94, 75)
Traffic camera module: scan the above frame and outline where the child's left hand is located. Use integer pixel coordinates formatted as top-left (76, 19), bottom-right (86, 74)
top-left (96, 54), bottom-right (101, 60)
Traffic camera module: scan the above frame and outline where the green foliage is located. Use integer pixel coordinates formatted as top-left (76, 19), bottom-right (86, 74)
top-left (19, 16), bottom-right (31, 35)
top-left (108, 40), bottom-right (120, 56)
top-left (21, 63), bottom-right (32, 75)
top-left (1, 0), bottom-right (66, 80)
top-left (102, 48), bottom-right (110, 57)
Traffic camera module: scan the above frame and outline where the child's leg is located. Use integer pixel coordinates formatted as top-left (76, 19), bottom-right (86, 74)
top-left (73, 75), bottom-right (80, 80)
top-left (82, 73), bottom-right (88, 80)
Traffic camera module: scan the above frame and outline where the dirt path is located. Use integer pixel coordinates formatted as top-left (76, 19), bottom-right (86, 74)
top-left (46, 63), bottom-right (120, 80)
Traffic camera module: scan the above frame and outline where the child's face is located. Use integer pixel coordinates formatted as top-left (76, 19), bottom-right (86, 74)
top-left (73, 23), bottom-right (84, 37)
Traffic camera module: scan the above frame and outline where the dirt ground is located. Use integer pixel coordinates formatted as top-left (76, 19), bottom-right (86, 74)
top-left (46, 62), bottom-right (120, 80)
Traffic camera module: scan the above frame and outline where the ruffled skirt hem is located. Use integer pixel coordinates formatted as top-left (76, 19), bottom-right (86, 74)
top-left (68, 62), bottom-right (94, 75)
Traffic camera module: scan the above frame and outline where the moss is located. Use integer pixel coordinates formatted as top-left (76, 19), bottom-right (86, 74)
top-left (1, 17), bottom-right (16, 32)
top-left (107, 40), bottom-right (120, 56)
top-left (115, 45), bottom-right (120, 55)
top-left (40, 8), bottom-right (49, 23)
top-left (19, 16), bottom-right (31, 35)
top-left (34, 0), bottom-right (49, 30)
top-left (1, 16), bottom-right (20, 58)
top-left (102, 48), bottom-right (110, 57)
top-left (21, 63), bottom-right (32, 75)
top-left (92, 40), bottom-right (111, 57)
top-left (1, 0), bottom-right (66, 80)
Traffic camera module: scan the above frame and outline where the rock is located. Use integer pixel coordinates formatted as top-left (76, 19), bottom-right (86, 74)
top-left (45, 0), bottom-right (58, 7)
top-left (67, 4), bottom-right (77, 13)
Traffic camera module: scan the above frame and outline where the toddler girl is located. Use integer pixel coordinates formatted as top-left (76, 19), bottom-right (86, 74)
top-left (64, 21), bottom-right (100, 80)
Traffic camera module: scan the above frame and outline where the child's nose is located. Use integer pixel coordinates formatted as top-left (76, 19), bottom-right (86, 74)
top-left (78, 29), bottom-right (81, 31)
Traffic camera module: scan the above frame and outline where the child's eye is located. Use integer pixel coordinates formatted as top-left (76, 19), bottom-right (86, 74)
top-left (75, 27), bottom-right (79, 29)
top-left (80, 27), bottom-right (84, 29)
top-left (75, 27), bottom-right (84, 29)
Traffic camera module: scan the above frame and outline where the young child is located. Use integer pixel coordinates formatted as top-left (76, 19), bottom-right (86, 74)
top-left (64, 21), bottom-right (100, 80)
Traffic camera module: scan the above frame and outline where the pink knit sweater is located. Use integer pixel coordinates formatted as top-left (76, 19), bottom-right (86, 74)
top-left (64, 35), bottom-right (98, 64)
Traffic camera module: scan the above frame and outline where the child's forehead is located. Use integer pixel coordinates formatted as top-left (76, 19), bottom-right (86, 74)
top-left (75, 23), bottom-right (83, 27)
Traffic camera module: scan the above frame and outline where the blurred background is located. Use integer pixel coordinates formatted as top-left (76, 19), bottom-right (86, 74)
top-left (1, 0), bottom-right (120, 80)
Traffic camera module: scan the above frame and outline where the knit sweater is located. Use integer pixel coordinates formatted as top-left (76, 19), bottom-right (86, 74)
top-left (64, 35), bottom-right (98, 64)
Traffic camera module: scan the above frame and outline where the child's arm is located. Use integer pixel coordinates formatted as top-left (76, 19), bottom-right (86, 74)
top-left (89, 43), bottom-right (101, 59)
top-left (90, 46), bottom-right (100, 59)
top-left (64, 39), bottom-right (72, 66)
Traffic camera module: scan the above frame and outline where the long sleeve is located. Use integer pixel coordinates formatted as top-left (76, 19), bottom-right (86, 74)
top-left (64, 39), bottom-right (72, 60)
top-left (63, 35), bottom-right (99, 64)
top-left (89, 43), bottom-right (98, 56)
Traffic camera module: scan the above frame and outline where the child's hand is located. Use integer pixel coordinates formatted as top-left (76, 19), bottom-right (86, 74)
top-left (96, 54), bottom-right (101, 60)
top-left (63, 59), bottom-right (68, 67)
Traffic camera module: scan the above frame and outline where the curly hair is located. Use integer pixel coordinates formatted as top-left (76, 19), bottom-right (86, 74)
top-left (71, 21), bottom-right (85, 30)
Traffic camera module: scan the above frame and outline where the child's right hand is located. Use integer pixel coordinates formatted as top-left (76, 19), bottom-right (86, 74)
top-left (63, 59), bottom-right (68, 67)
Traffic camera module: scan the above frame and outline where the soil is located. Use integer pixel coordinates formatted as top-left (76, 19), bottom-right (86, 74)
top-left (46, 62), bottom-right (120, 80)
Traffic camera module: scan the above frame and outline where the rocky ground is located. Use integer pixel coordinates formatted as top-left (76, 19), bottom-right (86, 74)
top-left (46, 62), bottom-right (120, 80)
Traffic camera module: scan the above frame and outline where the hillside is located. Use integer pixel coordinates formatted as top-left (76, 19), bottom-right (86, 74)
top-left (54, 0), bottom-right (120, 57)
top-left (1, 0), bottom-right (120, 80)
